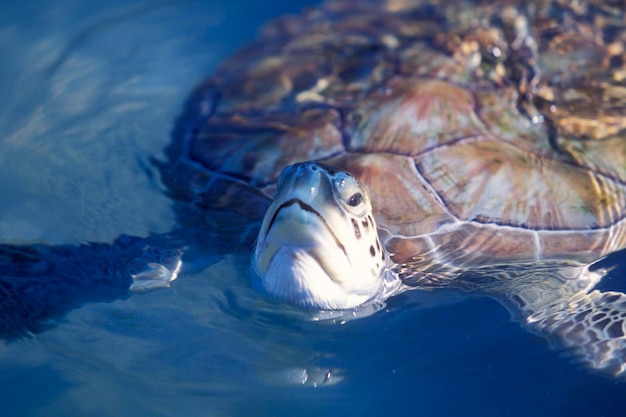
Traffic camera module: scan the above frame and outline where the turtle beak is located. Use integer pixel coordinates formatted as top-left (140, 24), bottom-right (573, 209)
top-left (253, 196), bottom-right (348, 279)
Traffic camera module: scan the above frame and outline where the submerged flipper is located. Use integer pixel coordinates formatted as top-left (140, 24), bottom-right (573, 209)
top-left (527, 289), bottom-right (626, 377)
top-left (0, 234), bottom-right (182, 340)
top-left (480, 255), bottom-right (626, 378)
top-left (401, 252), bottom-right (626, 378)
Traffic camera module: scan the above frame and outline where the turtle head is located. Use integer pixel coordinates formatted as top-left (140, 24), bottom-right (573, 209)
top-left (251, 162), bottom-right (387, 310)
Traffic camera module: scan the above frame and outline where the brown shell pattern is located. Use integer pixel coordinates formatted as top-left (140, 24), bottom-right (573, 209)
top-left (164, 0), bottom-right (626, 267)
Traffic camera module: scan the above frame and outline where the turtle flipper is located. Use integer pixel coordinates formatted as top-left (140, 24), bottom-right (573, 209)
top-left (125, 242), bottom-right (183, 292)
top-left (402, 257), bottom-right (626, 377)
top-left (0, 234), bottom-right (183, 340)
top-left (526, 290), bottom-right (626, 377)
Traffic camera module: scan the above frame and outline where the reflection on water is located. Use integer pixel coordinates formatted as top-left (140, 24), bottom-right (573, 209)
top-left (0, 0), bottom-right (314, 245)
top-left (1, 1), bottom-right (626, 416)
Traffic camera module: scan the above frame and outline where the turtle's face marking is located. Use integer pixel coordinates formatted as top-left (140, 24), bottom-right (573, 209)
top-left (251, 162), bottom-right (386, 310)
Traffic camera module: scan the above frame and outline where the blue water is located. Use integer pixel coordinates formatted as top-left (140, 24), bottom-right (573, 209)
top-left (1, 1), bottom-right (625, 416)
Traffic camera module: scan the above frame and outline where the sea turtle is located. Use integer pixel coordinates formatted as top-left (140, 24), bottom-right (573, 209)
top-left (2, 0), bottom-right (626, 378)
top-left (158, 0), bottom-right (626, 376)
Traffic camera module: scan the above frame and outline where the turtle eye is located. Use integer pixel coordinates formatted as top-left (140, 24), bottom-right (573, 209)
top-left (334, 171), bottom-right (367, 211)
top-left (347, 193), bottom-right (363, 207)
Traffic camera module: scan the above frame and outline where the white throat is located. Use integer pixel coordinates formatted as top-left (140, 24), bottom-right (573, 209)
top-left (250, 162), bottom-right (389, 310)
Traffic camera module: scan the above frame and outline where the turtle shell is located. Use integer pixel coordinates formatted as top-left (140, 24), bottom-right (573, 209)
top-left (162, 0), bottom-right (626, 270)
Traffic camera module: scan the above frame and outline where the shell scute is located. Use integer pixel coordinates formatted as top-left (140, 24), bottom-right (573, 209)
top-left (539, 226), bottom-right (626, 263)
top-left (558, 137), bottom-right (626, 184)
top-left (425, 222), bottom-right (540, 266)
top-left (347, 77), bottom-right (487, 155)
top-left (416, 136), bottom-right (626, 231)
top-left (211, 16), bottom-right (396, 112)
top-left (322, 152), bottom-right (455, 236)
top-left (190, 108), bottom-right (344, 186)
